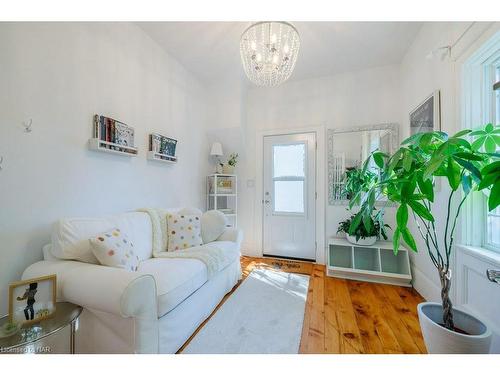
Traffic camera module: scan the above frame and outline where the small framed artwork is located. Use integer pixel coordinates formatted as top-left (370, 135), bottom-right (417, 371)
top-left (8, 275), bottom-right (57, 325)
top-left (410, 90), bottom-right (441, 135)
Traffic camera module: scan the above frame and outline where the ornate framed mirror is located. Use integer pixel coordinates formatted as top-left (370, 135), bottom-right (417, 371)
top-left (328, 123), bottom-right (399, 205)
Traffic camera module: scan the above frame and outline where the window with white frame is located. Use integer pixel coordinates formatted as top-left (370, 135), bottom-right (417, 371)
top-left (485, 64), bottom-right (500, 251)
top-left (462, 31), bottom-right (500, 253)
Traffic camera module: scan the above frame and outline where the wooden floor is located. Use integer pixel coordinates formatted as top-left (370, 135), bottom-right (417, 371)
top-left (180, 256), bottom-right (426, 354)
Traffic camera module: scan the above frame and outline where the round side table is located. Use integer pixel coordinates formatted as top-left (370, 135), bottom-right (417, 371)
top-left (0, 302), bottom-right (82, 354)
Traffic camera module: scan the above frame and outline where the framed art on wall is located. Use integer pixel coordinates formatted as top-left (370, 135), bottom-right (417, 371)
top-left (8, 275), bottom-right (57, 325)
top-left (410, 90), bottom-right (441, 135)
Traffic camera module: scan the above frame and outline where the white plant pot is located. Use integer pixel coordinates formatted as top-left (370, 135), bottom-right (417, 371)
top-left (417, 302), bottom-right (492, 354)
top-left (345, 234), bottom-right (377, 246)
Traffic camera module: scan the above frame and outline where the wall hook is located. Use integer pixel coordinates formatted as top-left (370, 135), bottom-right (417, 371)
top-left (23, 119), bottom-right (33, 133)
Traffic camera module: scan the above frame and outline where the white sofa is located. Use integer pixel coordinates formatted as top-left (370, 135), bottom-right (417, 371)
top-left (22, 208), bottom-right (243, 353)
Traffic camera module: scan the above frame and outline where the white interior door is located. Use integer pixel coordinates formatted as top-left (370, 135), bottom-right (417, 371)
top-left (262, 132), bottom-right (316, 261)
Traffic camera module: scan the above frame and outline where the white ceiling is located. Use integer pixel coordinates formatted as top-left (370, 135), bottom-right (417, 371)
top-left (137, 22), bottom-right (422, 86)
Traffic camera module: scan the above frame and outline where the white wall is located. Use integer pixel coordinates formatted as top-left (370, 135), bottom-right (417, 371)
top-left (0, 23), bottom-right (209, 315)
top-left (236, 65), bottom-right (402, 263)
top-left (398, 22), bottom-right (495, 301)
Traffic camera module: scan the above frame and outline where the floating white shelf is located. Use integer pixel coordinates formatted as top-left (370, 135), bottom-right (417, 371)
top-left (326, 237), bottom-right (412, 287)
top-left (147, 151), bottom-right (177, 164)
top-left (88, 138), bottom-right (138, 156)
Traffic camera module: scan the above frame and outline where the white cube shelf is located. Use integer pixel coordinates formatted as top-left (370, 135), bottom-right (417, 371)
top-left (327, 237), bottom-right (412, 287)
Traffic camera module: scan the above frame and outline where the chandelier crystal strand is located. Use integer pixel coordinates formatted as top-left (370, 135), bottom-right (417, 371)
top-left (240, 21), bottom-right (300, 87)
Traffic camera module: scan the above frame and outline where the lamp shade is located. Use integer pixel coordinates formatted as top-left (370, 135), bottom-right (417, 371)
top-left (210, 142), bottom-right (223, 157)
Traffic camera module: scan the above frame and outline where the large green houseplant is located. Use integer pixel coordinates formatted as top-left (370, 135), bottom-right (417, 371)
top-left (348, 124), bottom-right (499, 335)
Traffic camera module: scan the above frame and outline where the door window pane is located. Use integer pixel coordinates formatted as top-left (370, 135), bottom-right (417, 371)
top-left (273, 143), bottom-right (305, 177)
top-left (274, 180), bottom-right (304, 213)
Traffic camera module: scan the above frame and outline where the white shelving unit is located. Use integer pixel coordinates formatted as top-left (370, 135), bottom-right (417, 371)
top-left (207, 174), bottom-right (237, 228)
top-left (327, 237), bottom-right (412, 287)
top-left (147, 151), bottom-right (177, 164)
top-left (88, 138), bottom-right (138, 156)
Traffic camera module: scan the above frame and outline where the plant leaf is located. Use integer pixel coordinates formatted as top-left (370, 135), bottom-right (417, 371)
top-left (453, 156), bottom-right (482, 181)
top-left (424, 155), bottom-right (445, 180)
top-left (408, 200), bottom-right (435, 221)
top-left (470, 130), bottom-right (486, 136)
top-left (417, 173), bottom-right (434, 202)
top-left (401, 133), bottom-right (424, 146)
top-left (401, 227), bottom-right (418, 252)
top-left (393, 227), bottom-right (401, 255)
top-left (403, 152), bottom-right (413, 171)
top-left (472, 137), bottom-right (486, 151)
top-left (454, 152), bottom-right (484, 161)
top-left (348, 211), bottom-right (363, 235)
top-left (485, 136), bottom-right (497, 153)
top-left (481, 160), bottom-right (500, 176)
top-left (462, 174), bottom-right (472, 195)
top-left (452, 129), bottom-right (472, 138)
top-left (485, 123), bottom-right (494, 133)
top-left (396, 204), bottom-right (408, 228)
top-left (373, 152), bottom-right (385, 168)
top-left (446, 158), bottom-right (461, 190)
top-left (488, 180), bottom-right (500, 211)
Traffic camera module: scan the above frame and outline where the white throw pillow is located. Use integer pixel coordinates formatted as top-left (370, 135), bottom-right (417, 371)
top-left (51, 212), bottom-right (153, 263)
top-left (201, 210), bottom-right (227, 243)
top-left (178, 207), bottom-right (203, 216)
top-left (89, 228), bottom-right (140, 272)
top-left (167, 214), bottom-right (203, 251)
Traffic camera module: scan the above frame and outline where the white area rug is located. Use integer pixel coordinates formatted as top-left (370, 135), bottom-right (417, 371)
top-left (183, 268), bottom-right (310, 354)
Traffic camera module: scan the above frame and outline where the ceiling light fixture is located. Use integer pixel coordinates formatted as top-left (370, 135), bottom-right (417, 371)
top-left (240, 21), bottom-right (300, 87)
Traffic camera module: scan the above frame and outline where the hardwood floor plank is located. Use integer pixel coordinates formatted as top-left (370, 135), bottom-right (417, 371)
top-left (346, 280), bottom-right (385, 353)
top-left (370, 283), bottom-right (421, 354)
top-left (324, 277), bottom-right (364, 353)
top-left (304, 265), bottom-right (326, 353)
top-left (379, 284), bottom-right (427, 353)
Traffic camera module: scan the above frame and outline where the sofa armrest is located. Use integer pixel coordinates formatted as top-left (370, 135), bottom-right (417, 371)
top-left (217, 228), bottom-right (243, 248)
top-left (23, 260), bottom-right (157, 319)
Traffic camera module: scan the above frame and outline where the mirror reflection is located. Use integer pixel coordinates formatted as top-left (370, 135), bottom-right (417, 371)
top-left (328, 124), bottom-right (398, 204)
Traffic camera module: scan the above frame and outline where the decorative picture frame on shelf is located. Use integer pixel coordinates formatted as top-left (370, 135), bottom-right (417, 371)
top-left (148, 132), bottom-right (178, 163)
top-left (8, 275), bottom-right (57, 325)
top-left (409, 90), bottom-right (441, 135)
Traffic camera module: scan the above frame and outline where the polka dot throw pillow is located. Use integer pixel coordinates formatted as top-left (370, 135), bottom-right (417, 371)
top-left (167, 213), bottom-right (203, 251)
top-left (89, 228), bottom-right (140, 271)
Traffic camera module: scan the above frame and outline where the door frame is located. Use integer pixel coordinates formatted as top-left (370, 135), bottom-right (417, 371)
top-left (255, 125), bottom-right (326, 264)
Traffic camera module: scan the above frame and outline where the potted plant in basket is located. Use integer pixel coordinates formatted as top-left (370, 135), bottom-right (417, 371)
top-left (337, 210), bottom-right (390, 246)
top-left (349, 123), bottom-right (499, 353)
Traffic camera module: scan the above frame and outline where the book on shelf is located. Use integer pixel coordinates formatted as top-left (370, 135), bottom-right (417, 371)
top-left (149, 132), bottom-right (177, 158)
top-left (93, 114), bottom-right (135, 153)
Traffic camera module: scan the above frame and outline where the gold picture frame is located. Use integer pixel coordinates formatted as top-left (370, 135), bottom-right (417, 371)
top-left (8, 274), bottom-right (57, 325)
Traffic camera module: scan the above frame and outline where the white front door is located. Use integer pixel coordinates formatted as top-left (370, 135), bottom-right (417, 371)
top-left (262, 132), bottom-right (316, 261)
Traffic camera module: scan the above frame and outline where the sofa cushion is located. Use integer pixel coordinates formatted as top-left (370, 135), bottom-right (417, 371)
top-left (51, 212), bottom-right (153, 263)
top-left (138, 258), bottom-right (208, 317)
top-left (201, 210), bottom-right (227, 243)
top-left (90, 228), bottom-right (140, 272)
top-left (166, 214), bottom-right (203, 251)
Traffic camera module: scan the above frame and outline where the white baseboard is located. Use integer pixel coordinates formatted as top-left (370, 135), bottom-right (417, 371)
top-left (411, 266), bottom-right (441, 302)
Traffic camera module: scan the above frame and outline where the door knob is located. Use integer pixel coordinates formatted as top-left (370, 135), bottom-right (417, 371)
top-left (486, 269), bottom-right (500, 284)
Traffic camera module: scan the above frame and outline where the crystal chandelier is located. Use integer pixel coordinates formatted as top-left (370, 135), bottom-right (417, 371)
top-left (240, 21), bottom-right (300, 87)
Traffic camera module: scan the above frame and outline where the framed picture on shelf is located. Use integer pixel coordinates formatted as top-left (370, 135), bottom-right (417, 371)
top-left (409, 90), bottom-right (441, 135)
top-left (8, 275), bottom-right (57, 325)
